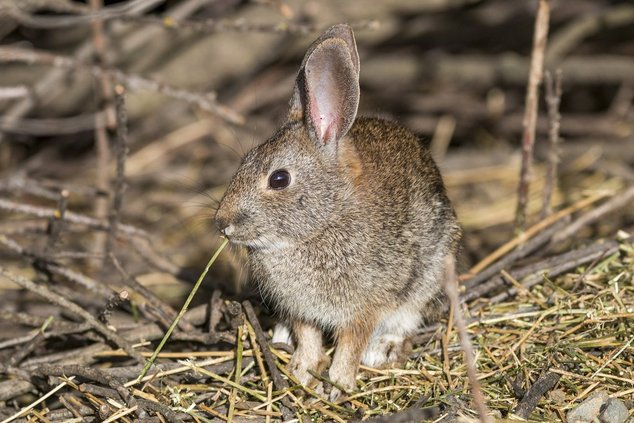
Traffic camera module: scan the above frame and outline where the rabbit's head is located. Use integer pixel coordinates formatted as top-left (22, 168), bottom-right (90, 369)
top-left (215, 25), bottom-right (361, 250)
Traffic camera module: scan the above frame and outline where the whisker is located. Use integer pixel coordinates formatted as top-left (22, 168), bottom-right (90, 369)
top-left (214, 137), bottom-right (244, 161)
top-left (224, 123), bottom-right (249, 158)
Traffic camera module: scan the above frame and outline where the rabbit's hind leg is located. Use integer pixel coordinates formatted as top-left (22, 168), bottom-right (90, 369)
top-left (361, 304), bottom-right (421, 368)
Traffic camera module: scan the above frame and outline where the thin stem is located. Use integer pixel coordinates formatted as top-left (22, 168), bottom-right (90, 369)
top-left (136, 238), bottom-right (229, 382)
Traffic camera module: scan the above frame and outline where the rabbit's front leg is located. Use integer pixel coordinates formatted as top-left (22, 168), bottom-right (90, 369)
top-left (328, 318), bottom-right (375, 402)
top-left (289, 320), bottom-right (329, 388)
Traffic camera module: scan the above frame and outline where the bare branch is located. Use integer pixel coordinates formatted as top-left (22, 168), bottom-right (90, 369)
top-left (444, 256), bottom-right (492, 423)
top-left (107, 85), bottom-right (129, 254)
top-left (2, 0), bottom-right (164, 29)
top-left (0, 47), bottom-right (245, 125)
top-left (0, 266), bottom-right (144, 364)
top-left (0, 85), bottom-right (29, 100)
top-left (0, 113), bottom-right (106, 135)
top-left (540, 69), bottom-right (563, 219)
top-left (0, 198), bottom-right (148, 238)
top-left (515, 0), bottom-right (551, 231)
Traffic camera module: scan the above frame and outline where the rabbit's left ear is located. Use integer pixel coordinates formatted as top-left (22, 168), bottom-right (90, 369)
top-left (289, 24), bottom-right (360, 149)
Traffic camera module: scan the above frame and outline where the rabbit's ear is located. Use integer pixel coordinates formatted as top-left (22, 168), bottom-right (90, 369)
top-left (317, 24), bottom-right (360, 74)
top-left (289, 25), bottom-right (360, 150)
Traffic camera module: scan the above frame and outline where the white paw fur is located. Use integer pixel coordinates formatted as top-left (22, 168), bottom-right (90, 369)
top-left (271, 322), bottom-right (294, 346)
top-left (361, 304), bottom-right (421, 367)
top-left (362, 334), bottom-right (405, 367)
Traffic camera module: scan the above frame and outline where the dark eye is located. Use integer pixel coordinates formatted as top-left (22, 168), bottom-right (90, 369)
top-left (269, 169), bottom-right (291, 190)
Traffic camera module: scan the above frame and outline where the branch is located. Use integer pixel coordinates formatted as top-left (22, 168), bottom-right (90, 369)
top-left (242, 301), bottom-right (295, 421)
top-left (0, 198), bottom-right (148, 238)
top-left (0, 112), bottom-right (106, 135)
top-left (107, 85), bottom-right (130, 254)
top-left (129, 16), bottom-right (380, 34)
top-left (515, 0), bottom-right (551, 230)
top-left (0, 47), bottom-right (245, 125)
top-left (540, 69), bottom-right (563, 219)
top-left (0, 266), bottom-right (144, 364)
top-left (444, 257), bottom-right (492, 423)
top-left (0, 0), bottom-right (202, 145)
top-left (513, 371), bottom-right (561, 419)
top-left (551, 185), bottom-right (634, 244)
top-left (2, 0), bottom-right (164, 29)
top-left (464, 239), bottom-right (621, 305)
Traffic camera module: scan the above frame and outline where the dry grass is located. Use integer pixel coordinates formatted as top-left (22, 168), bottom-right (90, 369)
top-left (23, 238), bottom-right (627, 423)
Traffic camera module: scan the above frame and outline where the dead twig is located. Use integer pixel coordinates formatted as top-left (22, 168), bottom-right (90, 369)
top-left (444, 256), bottom-right (492, 423)
top-left (129, 236), bottom-right (181, 275)
top-left (515, 0), bottom-right (551, 230)
top-left (107, 84), bottom-right (130, 254)
top-left (0, 0), bottom-right (195, 145)
top-left (0, 234), bottom-right (114, 298)
top-left (546, 4), bottom-right (634, 63)
top-left (89, 0), bottom-right (114, 266)
top-left (130, 16), bottom-right (380, 34)
top-left (0, 112), bottom-right (106, 135)
top-left (109, 253), bottom-right (192, 331)
top-left (3, 0), bottom-right (164, 29)
top-left (0, 85), bottom-right (29, 99)
top-left (0, 47), bottom-right (244, 125)
top-left (551, 185), bottom-right (634, 244)
top-left (0, 198), bottom-right (148, 238)
top-left (513, 371), bottom-right (561, 419)
top-left (469, 192), bottom-right (608, 276)
top-left (540, 69), bottom-right (563, 219)
top-left (0, 266), bottom-right (144, 364)
top-left (242, 300), bottom-right (295, 421)
top-left (468, 239), bottom-right (621, 305)
top-left (36, 364), bottom-right (144, 418)
top-left (463, 216), bottom-right (570, 290)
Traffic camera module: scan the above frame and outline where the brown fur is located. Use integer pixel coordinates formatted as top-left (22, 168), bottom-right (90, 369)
top-left (215, 24), bottom-right (461, 401)
top-left (289, 320), bottom-right (330, 389)
top-left (329, 314), bottom-right (379, 396)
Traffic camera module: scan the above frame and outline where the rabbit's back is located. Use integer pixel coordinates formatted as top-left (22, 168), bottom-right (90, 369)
top-left (346, 116), bottom-right (460, 307)
top-left (348, 117), bottom-right (450, 215)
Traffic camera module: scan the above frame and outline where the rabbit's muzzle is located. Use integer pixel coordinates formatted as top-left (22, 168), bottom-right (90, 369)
top-left (215, 203), bottom-right (252, 239)
top-left (218, 223), bottom-right (234, 236)
top-left (215, 209), bottom-right (237, 237)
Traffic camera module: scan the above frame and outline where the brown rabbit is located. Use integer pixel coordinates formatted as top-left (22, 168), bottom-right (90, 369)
top-left (215, 24), bottom-right (461, 400)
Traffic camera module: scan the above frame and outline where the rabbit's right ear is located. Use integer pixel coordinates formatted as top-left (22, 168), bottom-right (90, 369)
top-left (289, 24), bottom-right (360, 152)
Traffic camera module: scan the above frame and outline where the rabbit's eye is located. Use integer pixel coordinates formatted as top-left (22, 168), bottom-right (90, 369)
top-left (269, 169), bottom-right (291, 190)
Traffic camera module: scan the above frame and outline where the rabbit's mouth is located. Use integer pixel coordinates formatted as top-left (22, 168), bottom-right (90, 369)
top-left (229, 235), bottom-right (291, 251)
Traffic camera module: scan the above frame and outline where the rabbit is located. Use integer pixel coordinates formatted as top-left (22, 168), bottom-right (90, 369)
top-left (215, 23), bottom-right (461, 401)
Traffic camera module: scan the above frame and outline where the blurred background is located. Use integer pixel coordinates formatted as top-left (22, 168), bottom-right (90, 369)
top-left (1, 0), bottom-right (633, 302)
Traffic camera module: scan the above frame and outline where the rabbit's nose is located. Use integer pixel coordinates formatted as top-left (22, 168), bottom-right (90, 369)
top-left (220, 224), bottom-right (235, 236)
top-left (215, 212), bottom-right (231, 235)
top-left (215, 210), bottom-right (246, 236)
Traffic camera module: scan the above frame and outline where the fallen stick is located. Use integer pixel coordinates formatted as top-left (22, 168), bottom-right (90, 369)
top-left (0, 46), bottom-right (244, 125)
top-left (463, 217), bottom-right (569, 290)
top-left (513, 371), bottom-right (561, 419)
top-left (445, 257), bottom-right (492, 423)
top-left (242, 300), bottom-right (295, 421)
top-left (0, 267), bottom-right (144, 364)
top-left (464, 239), bottom-right (620, 304)
top-left (0, 198), bottom-right (148, 238)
